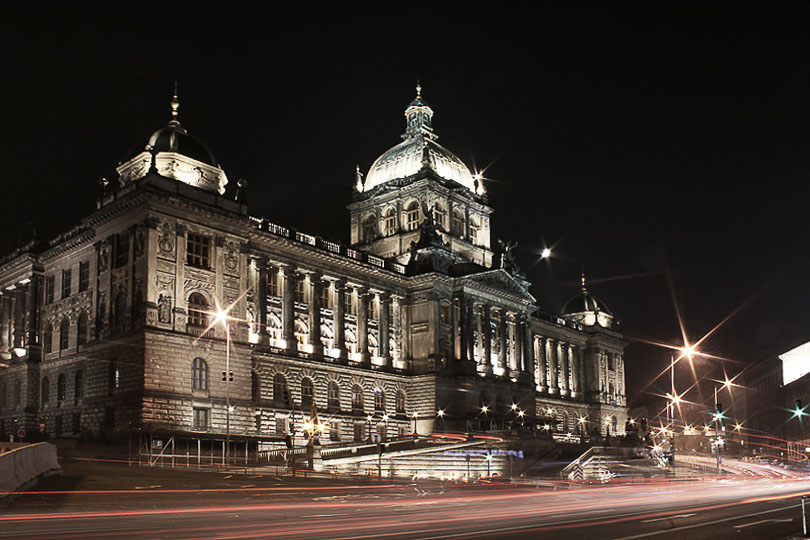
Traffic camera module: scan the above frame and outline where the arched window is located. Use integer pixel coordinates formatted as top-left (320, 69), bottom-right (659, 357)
top-left (405, 202), bottom-right (419, 231)
top-left (383, 208), bottom-right (396, 236)
top-left (59, 317), bottom-right (70, 351)
top-left (327, 381), bottom-right (340, 409)
top-left (362, 215), bottom-right (377, 243)
top-left (13, 378), bottom-right (21, 407)
top-left (451, 211), bottom-right (464, 237)
top-left (77, 312), bottom-right (88, 346)
top-left (192, 358), bottom-right (208, 391)
top-left (57, 373), bottom-right (66, 402)
top-left (351, 385), bottom-right (363, 410)
top-left (433, 203), bottom-right (447, 231)
top-left (43, 323), bottom-right (53, 354)
top-left (301, 378), bottom-right (313, 408)
top-left (187, 293), bottom-right (208, 327)
top-left (41, 377), bottom-right (49, 407)
top-left (294, 320), bottom-right (308, 346)
top-left (374, 387), bottom-right (385, 411)
top-left (74, 370), bottom-right (84, 404)
top-left (395, 390), bottom-right (406, 413)
top-left (268, 313), bottom-right (282, 344)
top-left (273, 373), bottom-right (289, 406)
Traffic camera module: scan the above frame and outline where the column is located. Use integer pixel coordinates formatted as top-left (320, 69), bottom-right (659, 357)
top-left (465, 299), bottom-right (475, 362)
top-left (474, 304), bottom-right (484, 364)
top-left (392, 294), bottom-right (402, 365)
top-left (547, 338), bottom-right (558, 392)
top-left (535, 335), bottom-right (546, 390)
top-left (12, 288), bottom-right (26, 349)
top-left (497, 309), bottom-right (507, 374)
top-left (0, 294), bottom-right (9, 353)
top-left (482, 305), bottom-right (492, 372)
top-left (522, 317), bottom-right (533, 377)
top-left (558, 341), bottom-right (569, 394)
top-left (256, 258), bottom-right (269, 346)
top-left (569, 345), bottom-right (579, 395)
top-left (357, 287), bottom-right (370, 364)
top-left (333, 279), bottom-right (346, 359)
top-left (379, 293), bottom-right (391, 366)
top-left (308, 273), bottom-right (323, 356)
top-left (458, 296), bottom-right (469, 362)
top-left (282, 266), bottom-right (296, 353)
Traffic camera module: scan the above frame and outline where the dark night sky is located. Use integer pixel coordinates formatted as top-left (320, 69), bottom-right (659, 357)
top-left (2, 2), bottom-right (809, 409)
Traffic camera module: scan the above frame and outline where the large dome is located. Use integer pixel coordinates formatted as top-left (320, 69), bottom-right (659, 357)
top-left (361, 85), bottom-right (481, 194)
top-left (365, 137), bottom-right (477, 192)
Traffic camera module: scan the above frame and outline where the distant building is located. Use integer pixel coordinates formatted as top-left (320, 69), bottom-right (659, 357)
top-left (0, 86), bottom-right (628, 449)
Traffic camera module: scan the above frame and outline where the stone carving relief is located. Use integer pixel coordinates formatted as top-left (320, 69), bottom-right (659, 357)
top-left (98, 241), bottom-right (109, 273)
top-left (134, 226), bottom-right (145, 259)
top-left (184, 278), bottom-right (213, 294)
top-left (158, 228), bottom-right (175, 257)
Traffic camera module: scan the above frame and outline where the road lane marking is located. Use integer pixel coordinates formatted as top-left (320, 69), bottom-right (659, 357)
top-left (733, 518), bottom-right (793, 529)
top-left (640, 513), bottom-right (695, 523)
top-left (611, 503), bottom-right (799, 539)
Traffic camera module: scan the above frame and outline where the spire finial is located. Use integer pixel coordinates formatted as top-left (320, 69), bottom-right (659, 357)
top-left (581, 267), bottom-right (587, 290)
top-left (170, 79), bottom-right (180, 124)
top-left (355, 164), bottom-right (364, 192)
top-left (416, 80), bottom-right (422, 97)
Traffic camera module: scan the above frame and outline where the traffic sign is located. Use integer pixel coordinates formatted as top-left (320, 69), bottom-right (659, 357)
top-left (17, 428), bottom-right (25, 439)
top-left (371, 433), bottom-right (382, 444)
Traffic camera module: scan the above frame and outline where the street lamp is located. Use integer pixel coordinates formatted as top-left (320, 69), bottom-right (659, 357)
top-left (214, 305), bottom-right (234, 466)
top-left (541, 248), bottom-right (551, 259)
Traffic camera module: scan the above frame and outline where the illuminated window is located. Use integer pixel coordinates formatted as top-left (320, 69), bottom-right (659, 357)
top-left (405, 202), bottom-right (419, 231)
top-left (78, 262), bottom-right (89, 292)
top-left (384, 208), bottom-right (396, 236)
top-left (187, 293), bottom-right (208, 327)
top-left (62, 269), bottom-right (72, 299)
top-left (396, 390), bottom-right (406, 413)
top-left (433, 203), bottom-right (447, 230)
top-left (192, 358), bottom-right (208, 391)
top-left (41, 377), bottom-right (49, 407)
top-left (351, 385), bottom-right (363, 410)
top-left (59, 317), bottom-right (70, 351)
top-left (268, 267), bottom-right (279, 297)
top-left (273, 373), bottom-right (289, 406)
top-left (108, 361), bottom-right (120, 396)
top-left (301, 378), bottom-right (313, 408)
top-left (327, 381), bottom-right (340, 409)
top-left (469, 218), bottom-right (480, 245)
top-left (186, 233), bottom-right (210, 268)
top-left (374, 387), bottom-right (385, 411)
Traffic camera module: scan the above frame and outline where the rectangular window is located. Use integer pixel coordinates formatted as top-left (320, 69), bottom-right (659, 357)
top-left (78, 262), bottom-right (89, 292)
top-left (369, 297), bottom-right (377, 320)
top-left (294, 276), bottom-right (305, 304)
top-left (319, 283), bottom-right (331, 309)
top-left (330, 421), bottom-right (341, 441)
top-left (192, 408), bottom-right (209, 430)
top-left (186, 233), bottom-right (210, 268)
top-left (440, 304), bottom-right (450, 324)
top-left (45, 276), bottom-right (54, 305)
top-left (345, 289), bottom-right (354, 315)
top-left (114, 233), bottom-right (129, 269)
top-left (353, 423), bottom-right (364, 442)
top-left (61, 269), bottom-right (72, 299)
top-left (268, 267), bottom-right (279, 297)
top-left (276, 417), bottom-right (287, 435)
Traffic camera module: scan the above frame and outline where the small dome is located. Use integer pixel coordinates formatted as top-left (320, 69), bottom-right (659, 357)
top-left (561, 274), bottom-right (614, 328)
top-left (143, 124), bottom-right (220, 166)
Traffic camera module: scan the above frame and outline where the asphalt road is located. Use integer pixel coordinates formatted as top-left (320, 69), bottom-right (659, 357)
top-left (3, 464), bottom-right (810, 539)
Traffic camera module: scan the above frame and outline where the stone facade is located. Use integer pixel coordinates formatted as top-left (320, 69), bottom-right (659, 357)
top-left (0, 87), bottom-right (628, 447)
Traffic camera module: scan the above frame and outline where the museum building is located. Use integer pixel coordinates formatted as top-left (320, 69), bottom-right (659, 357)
top-left (0, 86), bottom-right (628, 447)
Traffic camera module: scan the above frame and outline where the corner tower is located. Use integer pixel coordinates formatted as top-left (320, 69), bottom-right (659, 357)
top-left (348, 86), bottom-right (494, 267)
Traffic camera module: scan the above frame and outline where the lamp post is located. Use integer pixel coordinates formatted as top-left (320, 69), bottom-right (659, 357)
top-left (214, 306), bottom-right (233, 466)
